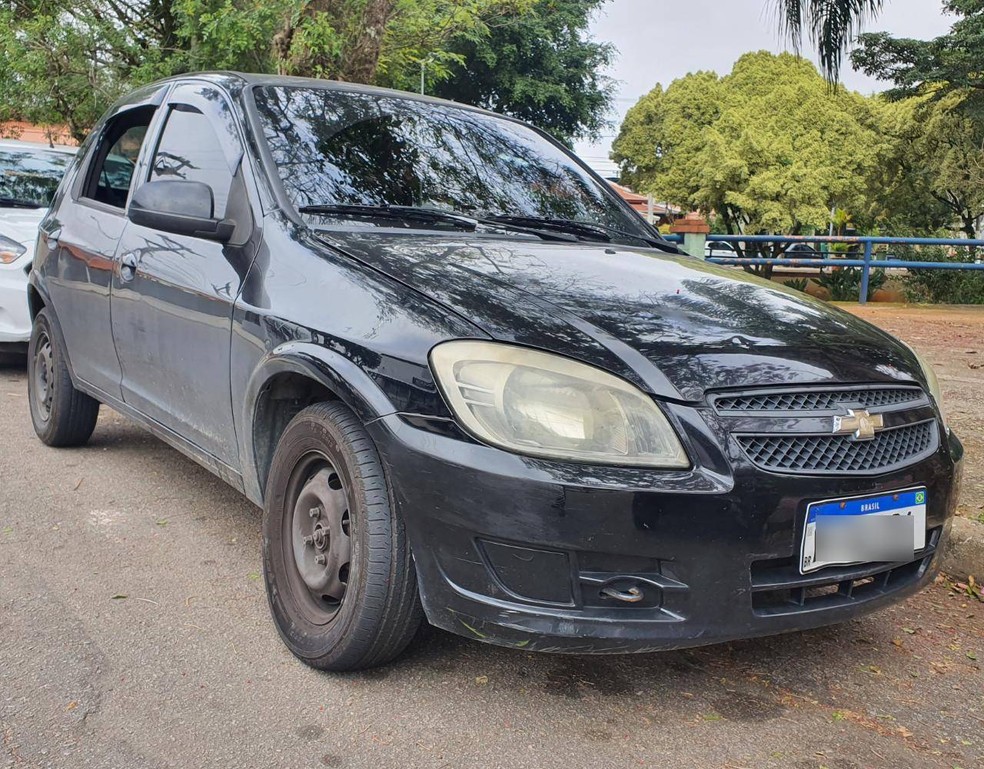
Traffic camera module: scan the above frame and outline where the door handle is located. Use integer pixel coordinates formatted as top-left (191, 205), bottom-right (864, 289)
top-left (119, 251), bottom-right (139, 282)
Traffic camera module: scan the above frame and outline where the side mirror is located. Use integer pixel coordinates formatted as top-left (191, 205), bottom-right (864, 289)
top-left (128, 180), bottom-right (235, 242)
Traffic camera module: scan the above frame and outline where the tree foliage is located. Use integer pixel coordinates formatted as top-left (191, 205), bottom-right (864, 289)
top-left (853, 1), bottom-right (984, 115)
top-left (0, 0), bottom-right (609, 143)
top-left (612, 52), bottom-right (886, 236)
top-left (875, 92), bottom-right (984, 239)
top-left (430, 0), bottom-right (615, 145)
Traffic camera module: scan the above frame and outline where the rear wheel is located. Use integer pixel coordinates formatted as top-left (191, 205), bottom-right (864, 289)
top-left (28, 309), bottom-right (99, 447)
top-left (262, 401), bottom-right (422, 671)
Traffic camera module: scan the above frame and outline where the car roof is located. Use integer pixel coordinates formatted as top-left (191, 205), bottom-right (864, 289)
top-left (156, 71), bottom-right (508, 121)
top-left (0, 138), bottom-right (77, 155)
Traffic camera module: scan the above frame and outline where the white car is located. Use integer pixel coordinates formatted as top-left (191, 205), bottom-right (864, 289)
top-left (0, 139), bottom-right (76, 356)
top-left (704, 240), bottom-right (737, 257)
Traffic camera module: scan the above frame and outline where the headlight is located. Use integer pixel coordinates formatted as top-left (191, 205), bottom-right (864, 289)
top-left (908, 346), bottom-right (946, 427)
top-left (0, 235), bottom-right (27, 264)
top-left (429, 340), bottom-right (689, 468)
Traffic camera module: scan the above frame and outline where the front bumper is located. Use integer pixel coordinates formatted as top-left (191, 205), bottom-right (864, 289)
top-left (369, 407), bottom-right (963, 654)
top-left (0, 259), bottom-right (32, 344)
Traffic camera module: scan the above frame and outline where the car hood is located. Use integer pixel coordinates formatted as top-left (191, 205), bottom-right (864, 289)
top-left (314, 231), bottom-right (924, 402)
top-left (0, 207), bottom-right (46, 247)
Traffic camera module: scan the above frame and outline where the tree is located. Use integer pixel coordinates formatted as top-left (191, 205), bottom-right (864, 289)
top-left (776, 0), bottom-right (885, 81)
top-left (272, 0), bottom-right (525, 84)
top-left (0, 0), bottom-right (184, 141)
top-left (429, 0), bottom-right (614, 145)
top-left (877, 92), bottom-right (984, 239)
top-left (853, 1), bottom-right (984, 116)
top-left (612, 52), bottom-right (886, 236)
top-left (0, 0), bottom-right (533, 142)
top-left (850, 1), bottom-right (984, 237)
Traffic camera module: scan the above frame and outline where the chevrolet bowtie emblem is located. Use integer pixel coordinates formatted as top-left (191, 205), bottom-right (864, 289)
top-left (832, 408), bottom-right (884, 441)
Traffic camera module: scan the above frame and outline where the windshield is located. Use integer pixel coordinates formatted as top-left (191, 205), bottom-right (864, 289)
top-left (252, 86), bottom-right (652, 240)
top-left (0, 147), bottom-right (73, 207)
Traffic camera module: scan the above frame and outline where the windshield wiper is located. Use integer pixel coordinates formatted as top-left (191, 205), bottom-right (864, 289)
top-left (473, 217), bottom-right (579, 242)
top-left (0, 197), bottom-right (43, 209)
top-left (484, 215), bottom-right (674, 251)
top-left (298, 203), bottom-right (478, 230)
top-left (484, 215), bottom-right (612, 242)
top-left (298, 204), bottom-right (667, 247)
top-left (300, 203), bottom-right (579, 243)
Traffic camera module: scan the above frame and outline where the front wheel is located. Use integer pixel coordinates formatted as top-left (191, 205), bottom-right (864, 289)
top-left (28, 309), bottom-right (99, 447)
top-left (262, 401), bottom-right (423, 671)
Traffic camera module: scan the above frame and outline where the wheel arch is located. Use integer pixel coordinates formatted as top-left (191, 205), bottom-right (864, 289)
top-left (242, 342), bottom-right (397, 506)
top-left (27, 283), bottom-right (45, 320)
top-left (25, 281), bottom-right (80, 386)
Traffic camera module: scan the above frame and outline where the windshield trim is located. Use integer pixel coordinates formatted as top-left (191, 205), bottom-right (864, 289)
top-left (242, 82), bottom-right (666, 247)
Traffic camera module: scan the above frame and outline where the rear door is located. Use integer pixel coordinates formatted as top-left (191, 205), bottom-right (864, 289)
top-left (110, 83), bottom-right (257, 468)
top-left (42, 94), bottom-right (163, 397)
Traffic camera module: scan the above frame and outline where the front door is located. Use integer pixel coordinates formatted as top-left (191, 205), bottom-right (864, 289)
top-left (110, 83), bottom-right (256, 468)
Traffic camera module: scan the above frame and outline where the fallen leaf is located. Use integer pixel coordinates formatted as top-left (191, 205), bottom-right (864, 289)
top-left (66, 701), bottom-right (77, 711)
top-left (474, 675), bottom-right (489, 686)
top-left (111, 594), bottom-right (127, 600)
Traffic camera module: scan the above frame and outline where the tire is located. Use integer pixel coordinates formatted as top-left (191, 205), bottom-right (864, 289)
top-left (28, 309), bottom-right (100, 447)
top-left (262, 401), bottom-right (423, 671)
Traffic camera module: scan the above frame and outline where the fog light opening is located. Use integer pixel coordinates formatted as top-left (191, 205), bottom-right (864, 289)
top-left (600, 582), bottom-right (645, 604)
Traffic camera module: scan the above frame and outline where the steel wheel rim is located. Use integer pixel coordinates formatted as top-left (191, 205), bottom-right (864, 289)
top-left (33, 331), bottom-right (54, 422)
top-left (283, 453), bottom-right (352, 625)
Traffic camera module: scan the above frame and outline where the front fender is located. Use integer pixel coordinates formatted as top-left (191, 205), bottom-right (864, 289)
top-left (240, 341), bottom-right (400, 504)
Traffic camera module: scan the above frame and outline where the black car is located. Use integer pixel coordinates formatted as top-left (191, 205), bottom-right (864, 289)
top-left (27, 73), bottom-right (963, 671)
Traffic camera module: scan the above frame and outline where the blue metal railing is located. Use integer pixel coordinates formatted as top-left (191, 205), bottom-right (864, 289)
top-left (661, 234), bottom-right (984, 303)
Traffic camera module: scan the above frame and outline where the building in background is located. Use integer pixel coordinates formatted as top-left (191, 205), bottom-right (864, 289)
top-left (0, 122), bottom-right (77, 146)
top-left (608, 182), bottom-right (682, 227)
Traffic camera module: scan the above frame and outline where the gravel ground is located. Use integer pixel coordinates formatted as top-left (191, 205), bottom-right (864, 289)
top-left (844, 304), bottom-right (984, 524)
top-left (2, 306), bottom-right (982, 769)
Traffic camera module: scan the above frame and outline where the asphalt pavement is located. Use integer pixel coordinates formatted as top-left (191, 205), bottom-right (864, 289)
top-left (1, 360), bottom-right (982, 769)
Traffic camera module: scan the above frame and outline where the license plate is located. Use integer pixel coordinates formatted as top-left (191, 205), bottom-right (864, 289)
top-left (800, 487), bottom-right (927, 574)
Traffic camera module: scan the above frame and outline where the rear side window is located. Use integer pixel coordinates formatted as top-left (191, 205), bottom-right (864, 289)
top-left (81, 108), bottom-right (154, 210)
top-left (150, 106), bottom-right (233, 217)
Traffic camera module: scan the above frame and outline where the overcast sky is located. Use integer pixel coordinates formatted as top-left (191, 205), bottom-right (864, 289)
top-left (575, 0), bottom-right (956, 177)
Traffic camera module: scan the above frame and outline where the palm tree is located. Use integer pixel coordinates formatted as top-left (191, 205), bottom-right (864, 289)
top-left (776, 0), bottom-right (885, 82)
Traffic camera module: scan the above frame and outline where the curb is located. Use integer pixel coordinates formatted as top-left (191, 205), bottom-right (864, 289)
top-left (942, 517), bottom-right (984, 580)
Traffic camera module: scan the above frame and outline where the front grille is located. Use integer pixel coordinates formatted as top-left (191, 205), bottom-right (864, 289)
top-left (736, 420), bottom-right (936, 474)
top-left (715, 386), bottom-right (924, 413)
top-left (750, 528), bottom-right (940, 616)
